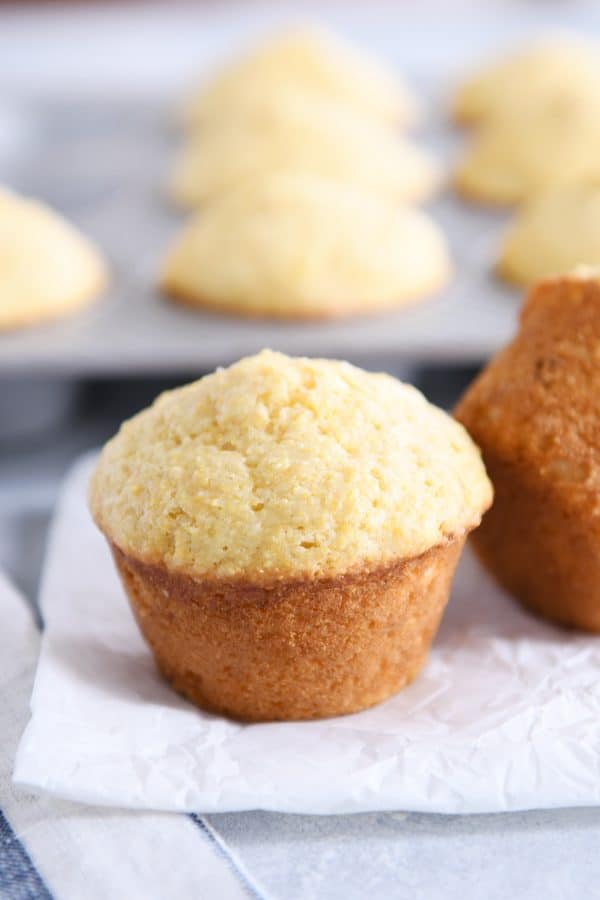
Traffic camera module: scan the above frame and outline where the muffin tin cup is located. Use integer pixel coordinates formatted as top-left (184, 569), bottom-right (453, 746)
top-left (109, 535), bottom-right (466, 723)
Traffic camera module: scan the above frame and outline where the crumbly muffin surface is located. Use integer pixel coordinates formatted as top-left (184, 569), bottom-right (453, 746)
top-left (90, 350), bottom-right (491, 580)
top-left (161, 173), bottom-right (449, 317)
top-left (0, 187), bottom-right (106, 330)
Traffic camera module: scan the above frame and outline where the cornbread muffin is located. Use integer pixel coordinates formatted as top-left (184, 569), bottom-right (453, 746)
top-left (181, 27), bottom-right (420, 130)
top-left (169, 104), bottom-right (440, 208)
top-left (452, 37), bottom-right (600, 125)
top-left (498, 187), bottom-right (600, 285)
top-left (0, 187), bottom-right (107, 330)
top-left (90, 350), bottom-right (492, 721)
top-left (454, 98), bottom-right (600, 204)
top-left (180, 82), bottom-right (392, 135)
top-left (161, 174), bottom-right (450, 319)
top-left (455, 272), bottom-right (600, 631)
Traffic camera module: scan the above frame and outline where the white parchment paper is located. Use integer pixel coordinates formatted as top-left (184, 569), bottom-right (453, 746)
top-left (14, 453), bottom-right (600, 815)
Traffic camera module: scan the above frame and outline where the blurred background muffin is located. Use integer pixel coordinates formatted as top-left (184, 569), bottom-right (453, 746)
top-left (161, 173), bottom-right (450, 318)
top-left (180, 27), bottom-right (421, 130)
top-left (168, 106), bottom-right (440, 208)
top-left (0, 187), bottom-right (107, 331)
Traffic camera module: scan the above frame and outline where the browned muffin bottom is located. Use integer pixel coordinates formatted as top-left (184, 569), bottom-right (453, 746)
top-left (112, 538), bottom-right (464, 722)
top-left (455, 274), bottom-right (600, 631)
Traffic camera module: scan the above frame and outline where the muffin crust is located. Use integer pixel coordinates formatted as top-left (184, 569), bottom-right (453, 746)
top-left (455, 272), bottom-right (600, 630)
top-left (112, 538), bottom-right (465, 721)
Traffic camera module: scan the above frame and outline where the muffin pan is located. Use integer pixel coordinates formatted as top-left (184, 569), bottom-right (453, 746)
top-left (0, 91), bottom-right (519, 375)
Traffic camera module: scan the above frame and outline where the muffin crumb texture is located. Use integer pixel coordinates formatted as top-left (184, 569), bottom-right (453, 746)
top-left (90, 350), bottom-right (491, 581)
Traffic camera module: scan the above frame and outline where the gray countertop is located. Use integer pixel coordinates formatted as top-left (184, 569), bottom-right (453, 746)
top-left (2, 372), bottom-right (599, 900)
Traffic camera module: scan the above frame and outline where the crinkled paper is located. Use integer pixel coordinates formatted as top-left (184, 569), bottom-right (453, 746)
top-left (14, 454), bottom-right (600, 814)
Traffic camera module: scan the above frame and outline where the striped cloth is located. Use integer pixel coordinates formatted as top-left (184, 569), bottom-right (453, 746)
top-left (0, 571), bottom-right (266, 900)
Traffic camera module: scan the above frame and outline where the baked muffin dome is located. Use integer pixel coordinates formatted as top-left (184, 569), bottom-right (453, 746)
top-left (91, 351), bottom-right (491, 721)
top-left (181, 27), bottom-right (419, 129)
top-left (0, 187), bottom-right (107, 330)
top-left (161, 173), bottom-right (450, 318)
top-left (91, 351), bottom-right (490, 581)
top-left (179, 81), bottom-right (396, 135)
top-left (456, 271), bottom-right (600, 631)
top-left (498, 187), bottom-right (600, 285)
top-left (169, 101), bottom-right (440, 207)
top-left (454, 98), bottom-right (600, 204)
top-left (452, 37), bottom-right (600, 125)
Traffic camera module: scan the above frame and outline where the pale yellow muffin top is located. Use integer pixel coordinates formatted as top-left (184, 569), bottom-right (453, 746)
top-left (452, 36), bottom-right (600, 124)
top-left (181, 27), bottom-right (419, 129)
top-left (90, 350), bottom-right (492, 581)
top-left (498, 187), bottom-right (600, 285)
top-left (179, 81), bottom-right (395, 134)
top-left (169, 100), bottom-right (440, 207)
top-left (0, 187), bottom-right (107, 330)
top-left (454, 98), bottom-right (600, 204)
top-left (161, 173), bottom-right (450, 318)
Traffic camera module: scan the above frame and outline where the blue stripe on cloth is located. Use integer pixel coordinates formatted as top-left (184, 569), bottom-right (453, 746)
top-left (189, 814), bottom-right (264, 900)
top-left (0, 809), bottom-right (52, 900)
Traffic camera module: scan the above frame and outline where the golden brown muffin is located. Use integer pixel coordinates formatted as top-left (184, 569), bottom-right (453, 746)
top-left (455, 271), bottom-right (600, 631)
top-left (90, 350), bottom-right (492, 721)
top-left (111, 540), bottom-right (465, 723)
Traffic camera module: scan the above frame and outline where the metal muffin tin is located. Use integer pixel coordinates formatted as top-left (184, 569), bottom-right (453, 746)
top-left (0, 83), bottom-right (519, 376)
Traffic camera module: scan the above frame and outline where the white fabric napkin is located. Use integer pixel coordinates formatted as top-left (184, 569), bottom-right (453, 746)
top-left (14, 453), bottom-right (600, 815)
